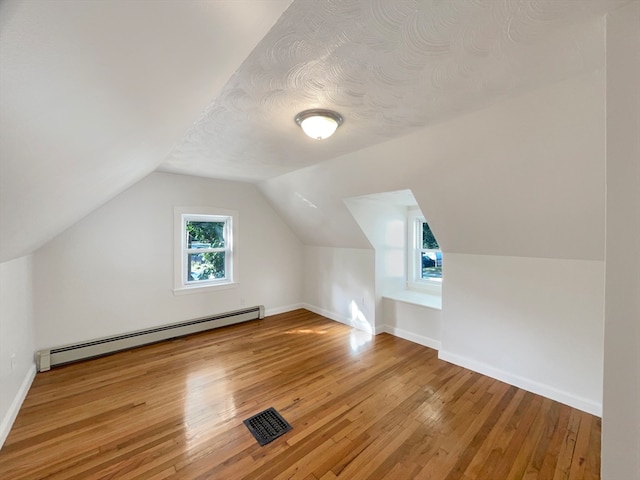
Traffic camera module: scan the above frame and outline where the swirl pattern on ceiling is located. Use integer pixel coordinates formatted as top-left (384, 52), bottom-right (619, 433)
top-left (161, 0), bottom-right (626, 182)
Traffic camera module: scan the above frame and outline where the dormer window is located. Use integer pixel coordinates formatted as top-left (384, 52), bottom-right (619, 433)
top-left (408, 208), bottom-right (442, 290)
top-left (417, 218), bottom-right (442, 282)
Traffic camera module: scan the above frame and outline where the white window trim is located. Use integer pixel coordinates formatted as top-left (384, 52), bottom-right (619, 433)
top-left (407, 208), bottom-right (442, 294)
top-left (173, 207), bottom-right (239, 295)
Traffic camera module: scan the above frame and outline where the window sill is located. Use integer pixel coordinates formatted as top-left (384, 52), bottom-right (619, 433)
top-left (383, 289), bottom-right (442, 310)
top-left (173, 282), bottom-right (239, 296)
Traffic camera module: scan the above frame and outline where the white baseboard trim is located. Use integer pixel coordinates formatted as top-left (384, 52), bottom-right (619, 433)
top-left (301, 303), bottom-right (353, 327)
top-left (438, 350), bottom-right (602, 417)
top-left (373, 324), bottom-right (387, 335)
top-left (380, 325), bottom-right (441, 351)
top-left (264, 303), bottom-right (305, 317)
top-left (0, 363), bottom-right (36, 450)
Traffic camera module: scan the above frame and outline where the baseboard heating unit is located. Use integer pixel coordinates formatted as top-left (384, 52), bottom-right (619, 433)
top-left (35, 305), bottom-right (265, 372)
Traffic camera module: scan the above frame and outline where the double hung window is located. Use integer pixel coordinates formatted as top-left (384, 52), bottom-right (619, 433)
top-left (416, 218), bottom-right (442, 282)
top-left (407, 209), bottom-right (442, 289)
top-left (183, 215), bottom-right (231, 285)
top-left (174, 208), bottom-right (237, 293)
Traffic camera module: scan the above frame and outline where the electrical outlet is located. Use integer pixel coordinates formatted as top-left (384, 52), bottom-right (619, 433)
top-left (10, 354), bottom-right (16, 371)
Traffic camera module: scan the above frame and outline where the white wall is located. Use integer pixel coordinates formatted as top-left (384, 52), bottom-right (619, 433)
top-left (343, 195), bottom-right (407, 299)
top-left (34, 172), bottom-right (303, 349)
top-left (0, 0), bottom-right (291, 264)
top-left (302, 246), bottom-right (375, 333)
top-left (440, 254), bottom-right (605, 415)
top-left (0, 255), bottom-right (36, 449)
top-left (602, 2), bottom-right (640, 478)
top-left (382, 298), bottom-right (441, 350)
top-left (343, 194), bottom-right (409, 332)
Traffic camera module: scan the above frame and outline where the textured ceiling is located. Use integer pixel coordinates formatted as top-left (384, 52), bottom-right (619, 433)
top-left (160, 0), bottom-right (630, 182)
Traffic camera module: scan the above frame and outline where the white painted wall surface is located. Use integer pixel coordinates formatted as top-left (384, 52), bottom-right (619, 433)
top-left (381, 298), bottom-right (441, 351)
top-left (0, 255), bottom-right (36, 449)
top-left (440, 253), bottom-right (605, 415)
top-left (343, 195), bottom-right (407, 299)
top-left (344, 194), bottom-right (409, 331)
top-left (0, 0), bottom-right (291, 263)
top-left (302, 246), bottom-right (375, 333)
top-left (602, 2), bottom-right (640, 479)
top-left (33, 172), bottom-right (303, 350)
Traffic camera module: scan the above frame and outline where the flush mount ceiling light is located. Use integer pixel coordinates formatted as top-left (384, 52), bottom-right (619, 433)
top-left (295, 109), bottom-right (343, 140)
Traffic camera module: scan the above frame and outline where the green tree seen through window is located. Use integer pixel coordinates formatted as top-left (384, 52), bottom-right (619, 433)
top-left (186, 221), bottom-right (226, 281)
top-left (420, 220), bottom-right (442, 280)
top-left (422, 221), bottom-right (439, 249)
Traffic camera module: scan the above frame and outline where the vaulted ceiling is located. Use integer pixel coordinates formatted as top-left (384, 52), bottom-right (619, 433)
top-left (0, 0), bottom-right (634, 263)
top-left (0, 0), bottom-right (290, 262)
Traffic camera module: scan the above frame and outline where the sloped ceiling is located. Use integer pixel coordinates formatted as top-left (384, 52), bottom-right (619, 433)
top-left (260, 68), bottom-right (608, 260)
top-left (0, 0), bottom-right (290, 263)
top-left (160, 0), bottom-right (628, 181)
top-left (1, 0), bottom-right (634, 263)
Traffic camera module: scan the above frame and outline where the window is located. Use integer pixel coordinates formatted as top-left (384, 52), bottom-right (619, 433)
top-left (417, 219), bottom-right (442, 281)
top-left (408, 209), bottom-right (442, 289)
top-left (174, 207), bottom-right (238, 293)
top-left (183, 215), bottom-right (230, 284)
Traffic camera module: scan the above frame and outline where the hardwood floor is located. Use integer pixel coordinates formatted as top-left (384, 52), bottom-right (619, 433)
top-left (0, 309), bottom-right (601, 479)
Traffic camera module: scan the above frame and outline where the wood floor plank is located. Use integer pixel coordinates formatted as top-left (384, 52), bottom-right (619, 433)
top-left (460, 388), bottom-right (529, 479)
top-left (506, 397), bottom-right (555, 480)
top-left (553, 408), bottom-right (582, 480)
top-left (0, 309), bottom-right (602, 479)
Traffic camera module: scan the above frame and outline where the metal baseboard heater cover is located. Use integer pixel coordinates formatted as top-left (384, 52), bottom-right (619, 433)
top-left (36, 305), bottom-right (265, 372)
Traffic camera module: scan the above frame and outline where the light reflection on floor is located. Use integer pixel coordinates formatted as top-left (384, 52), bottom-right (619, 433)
top-left (414, 395), bottom-right (444, 424)
top-left (349, 328), bottom-right (372, 352)
top-left (183, 367), bottom-right (237, 451)
top-left (284, 328), bottom-right (328, 335)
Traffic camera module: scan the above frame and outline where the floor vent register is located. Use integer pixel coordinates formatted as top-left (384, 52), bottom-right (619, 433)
top-left (243, 407), bottom-right (292, 446)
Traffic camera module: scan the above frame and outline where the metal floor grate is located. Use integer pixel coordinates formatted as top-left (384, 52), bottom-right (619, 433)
top-left (243, 407), bottom-right (292, 446)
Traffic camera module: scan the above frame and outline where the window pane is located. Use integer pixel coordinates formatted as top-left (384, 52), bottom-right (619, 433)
top-left (422, 221), bottom-right (439, 249)
top-left (187, 252), bottom-right (226, 282)
top-left (421, 251), bottom-right (442, 279)
top-left (187, 221), bottom-right (225, 249)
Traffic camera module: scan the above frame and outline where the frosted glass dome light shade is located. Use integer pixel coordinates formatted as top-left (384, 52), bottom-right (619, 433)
top-left (295, 109), bottom-right (343, 140)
